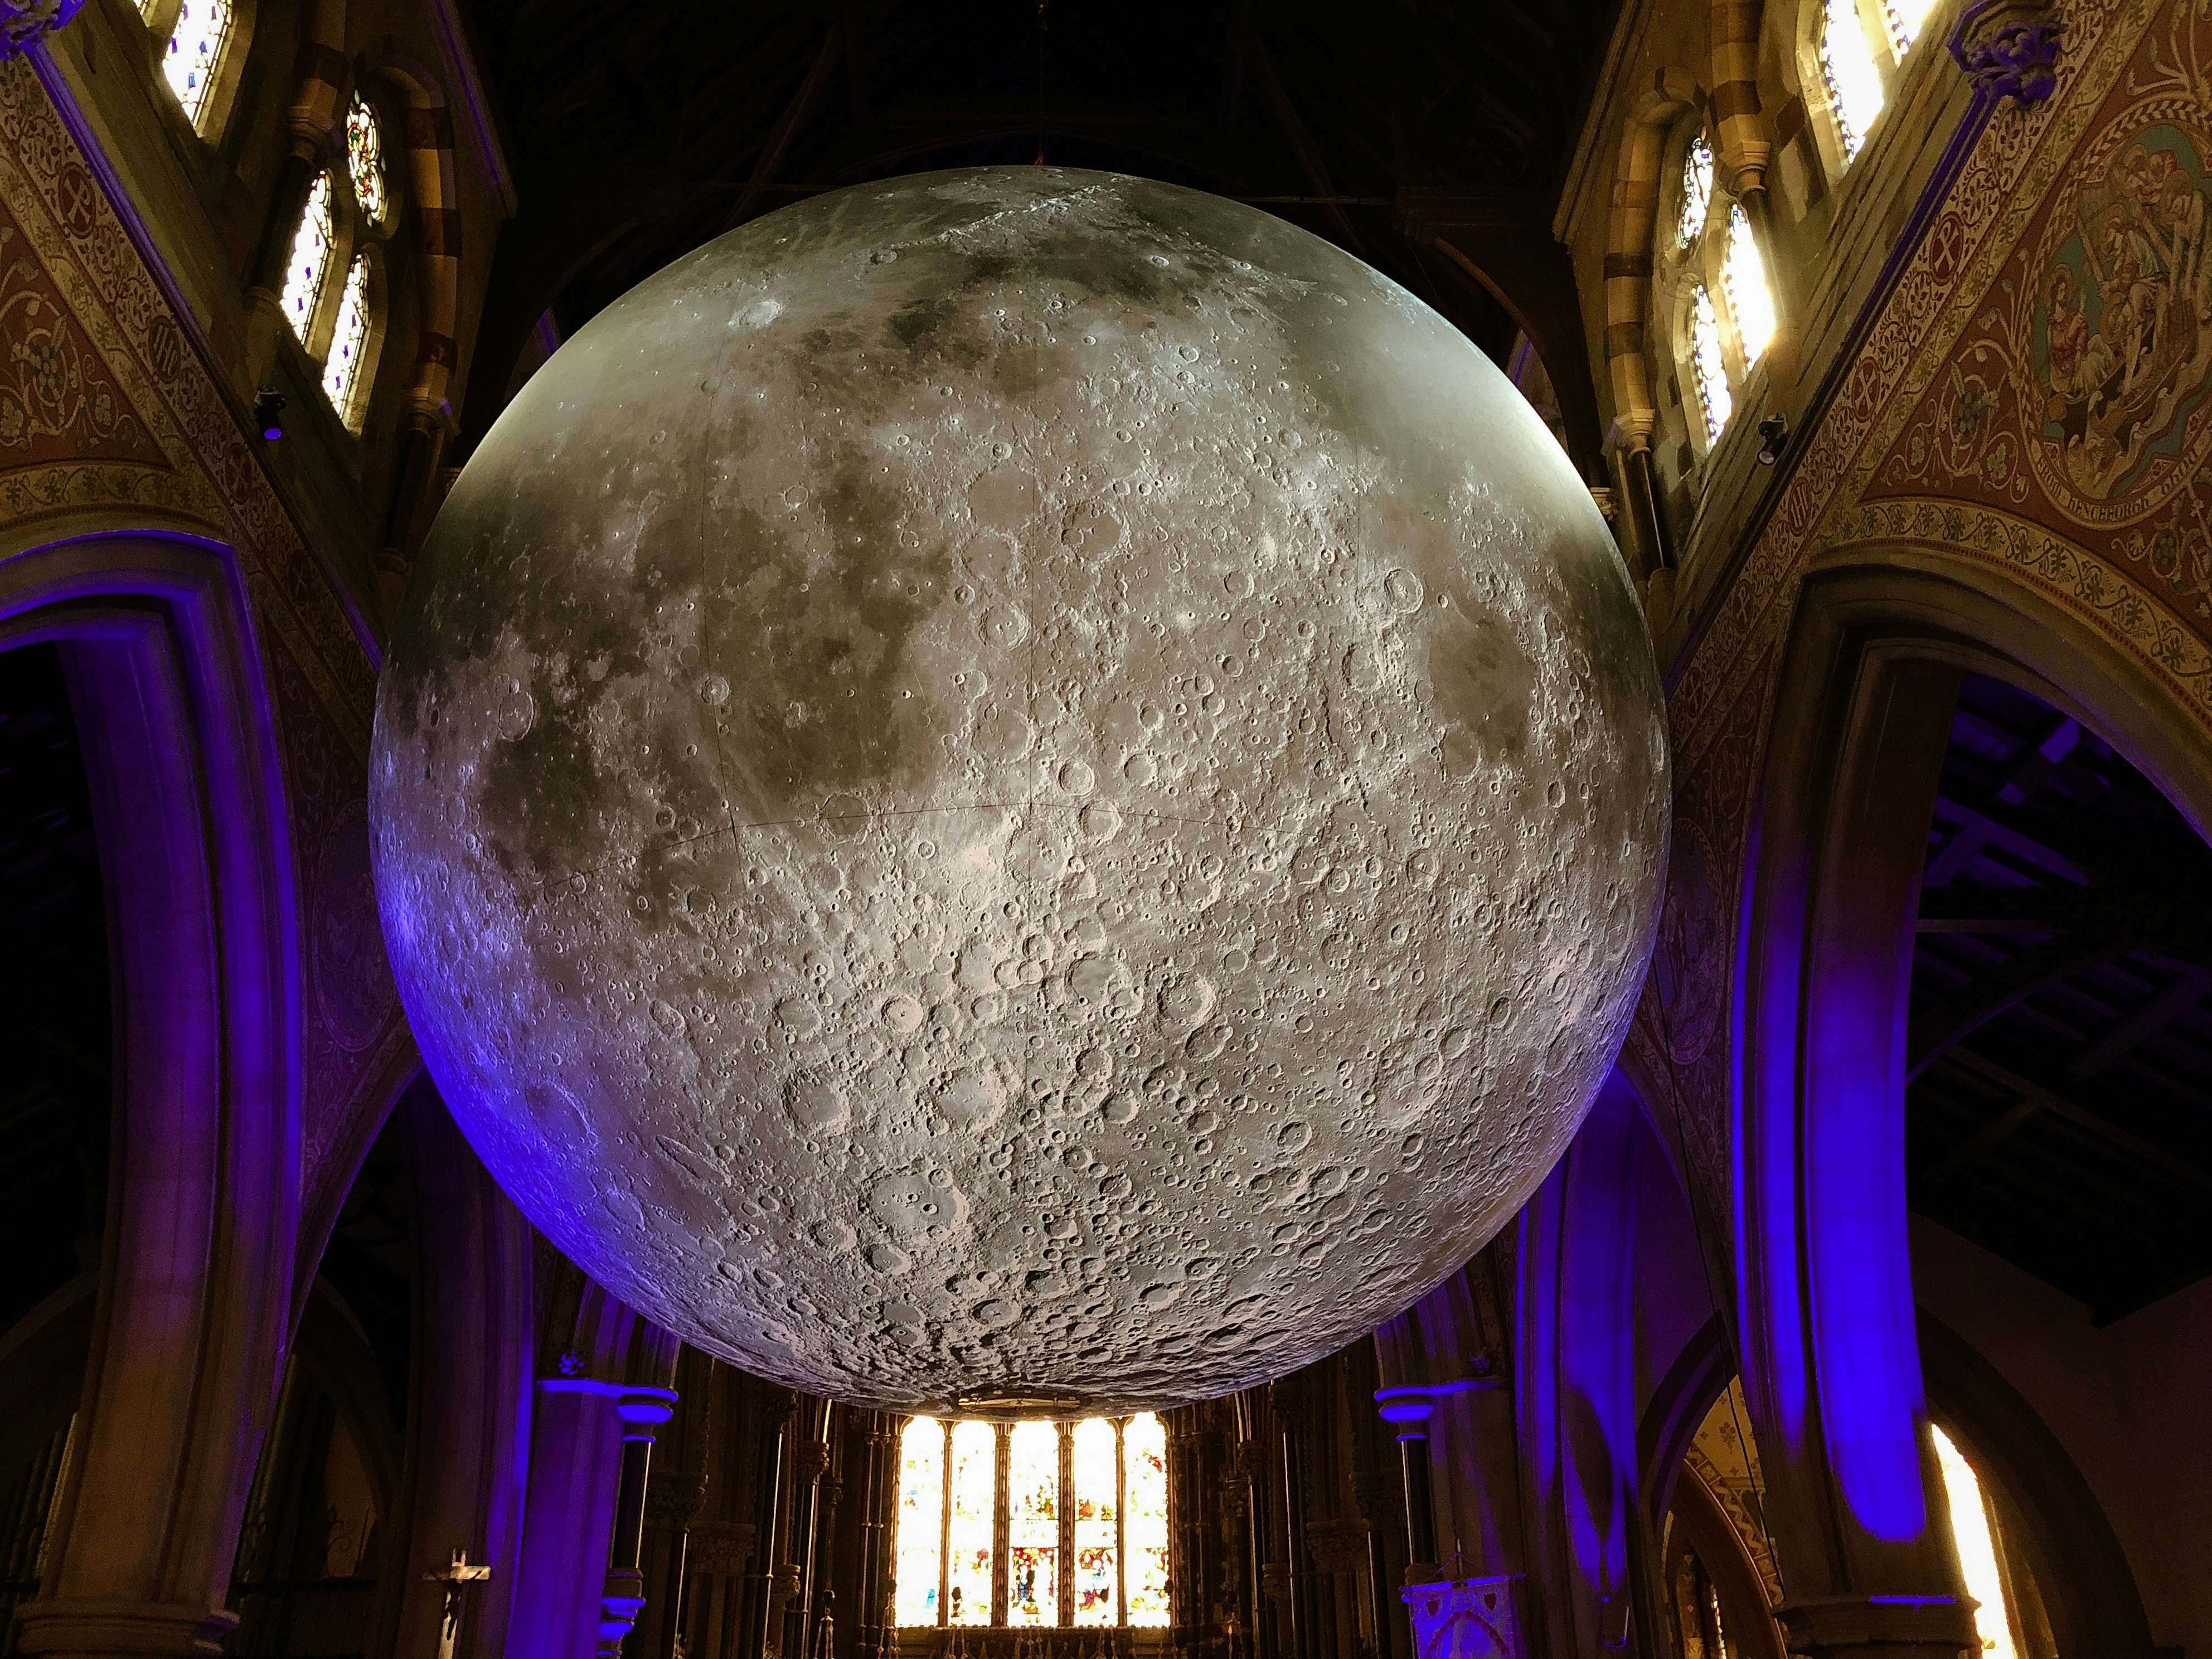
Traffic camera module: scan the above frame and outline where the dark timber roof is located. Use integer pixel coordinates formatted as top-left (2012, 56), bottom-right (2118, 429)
top-left (1907, 673), bottom-right (2212, 1325)
top-left (454, 0), bottom-right (1622, 453)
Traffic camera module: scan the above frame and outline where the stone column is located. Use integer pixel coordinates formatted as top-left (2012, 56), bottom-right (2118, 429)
top-left (1269, 1381), bottom-right (1311, 1659)
top-left (1374, 1394), bottom-right (1439, 1574)
top-left (600, 1390), bottom-right (680, 1658)
top-left (740, 1390), bottom-right (790, 1658)
top-left (1350, 1470), bottom-right (1399, 1659)
top-left (785, 1406), bottom-right (832, 1658)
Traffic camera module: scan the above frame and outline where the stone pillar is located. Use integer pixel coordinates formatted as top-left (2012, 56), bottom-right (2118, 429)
top-left (739, 1391), bottom-right (789, 1658)
top-left (1269, 1380), bottom-right (1311, 1659)
top-left (785, 1406), bottom-right (832, 1659)
top-left (600, 1390), bottom-right (680, 1658)
top-left (1375, 1394), bottom-right (1439, 1573)
top-left (1350, 1470), bottom-right (1400, 1659)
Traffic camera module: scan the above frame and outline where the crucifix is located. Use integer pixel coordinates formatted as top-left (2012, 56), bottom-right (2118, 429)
top-left (425, 1547), bottom-right (492, 1659)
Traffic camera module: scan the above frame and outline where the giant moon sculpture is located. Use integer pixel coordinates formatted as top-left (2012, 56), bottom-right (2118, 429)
top-left (370, 167), bottom-right (1668, 1414)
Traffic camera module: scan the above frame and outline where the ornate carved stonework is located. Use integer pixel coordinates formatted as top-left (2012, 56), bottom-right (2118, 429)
top-left (686, 1521), bottom-right (756, 1575)
top-left (0, 0), bottom-right (83, 59)
top-left (1305, 1516), bottom-right (1371, 1575)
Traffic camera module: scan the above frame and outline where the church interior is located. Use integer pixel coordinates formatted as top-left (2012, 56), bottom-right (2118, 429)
top-left (0, 0), bottom-right (2206, 1656)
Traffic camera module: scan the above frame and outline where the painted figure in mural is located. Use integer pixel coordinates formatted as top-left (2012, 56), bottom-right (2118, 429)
top-left (2038, 133), bottom-right (2212, 497)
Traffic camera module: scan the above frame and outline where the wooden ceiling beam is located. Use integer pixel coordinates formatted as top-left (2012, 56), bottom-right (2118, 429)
top-left (1944, 1048), bottom-right (2212, 1196)
top-left (1243, 31), bottom-right (1367, 255)
top-left (714, 30), bottom-right (847, 234)
top-left (1905, 920), bottom-right (2146, 1080)
top-left (2069, 966), bottom-right (2212, 1080)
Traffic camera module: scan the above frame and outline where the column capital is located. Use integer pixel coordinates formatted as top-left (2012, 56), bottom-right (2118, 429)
top-left (1375, 1380), bottom-right (1492, 1436)
top-left (13, 1597), bottom-right (238, 1658)
top-left (1777, 1592), bottom-right (1980, 1657)
top-left (1948, 0), bottom-right (2061, 105)
top-left (0, 0), bottom-right (85, 60)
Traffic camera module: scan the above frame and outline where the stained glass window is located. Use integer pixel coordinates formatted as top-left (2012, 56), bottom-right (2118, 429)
top-left (892, 1418), bottom-right (945, 1628)
top-left (1124, 1413), bottom-right (1170, 1628)
top-left (1934, 1427), bottom-right (2022, 1659)
top-left (346, 96), bottom-right (387, 223)
top-left (1690, 285), bottom-right (1731, 444)
top-left (282, 173), bottom-right (335, 347)
top-left (1007, 1421), bottom-right (1058, 1627)
top-left (1072, 1417), bottom-right (1118, 1626)
top-left (1885, 0), bottom-right (1936, 56)
top-left (1821, 0), bottom-right (1886, 162)
top-left (161, 0), bottom-right (235, 130)
top-left (322, 256), bottom-right (372, 425)
top-left (1723, 205), bottom-right (1775, 370)
top-left (893, 1413), bottom-right (1171, 1630)
top-left (1678, 133), bottom-right (1715, 248)
top-left (947, 1420), bottom-right (994, 1627)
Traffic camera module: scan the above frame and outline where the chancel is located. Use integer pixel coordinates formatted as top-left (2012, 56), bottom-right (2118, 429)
top-left (0, 2), bottom-right (2205, 1659)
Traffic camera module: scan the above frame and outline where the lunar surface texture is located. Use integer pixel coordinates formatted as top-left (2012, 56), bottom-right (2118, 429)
top-left (370, 167), bottom-right (1668, 1414)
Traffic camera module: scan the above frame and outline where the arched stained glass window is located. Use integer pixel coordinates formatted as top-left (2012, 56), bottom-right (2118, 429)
top-left (1821, 0), bottom-right (1886, 161)
top-left (1072, 1417), bottom-right (1118, 1626)
top-left (346, 96), bottom-right (387, 223)
top-left (1933, 1427), bottom-right (2023, 1659)
top-left (1723, 205), bottom-right (1776, 369)
top-left (282, 173), bottom-right (335, 347)
top-left (947, 1420), bottom-right (995, 1627)
top-left (892, 1415), bottom-right (1172, 1631)
top-left (1124, 1412), bottom-right (1170, 1628)
top-left (892, 1418), bottom-right (945, 1628)
top-left (1690, 284), bottom-right (1733, 444)
top-left (1678, 133), bottom-right (1715, 248)
top-left (1007, 1421), bottom-right (1058, 1627)
top-left (161, 0), bottom-right (236, 130)
top-left (322, 256), bottom-right (373, 426)
top-left (1885, 0), bottom-right (1936, 56)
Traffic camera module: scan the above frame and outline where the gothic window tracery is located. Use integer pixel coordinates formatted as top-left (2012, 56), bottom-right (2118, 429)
top-left (347, 96), bottom-right (388, 225)
top-left (1884, 0), bottom-right (1937, 56)
top-left (159, 0), bottom-right (236, 130)
top-left (1723, 204), bottom-right (1775, 368)
top-left (1820, 0), bottom-right (1887, 161)
top-left (282, 173), bottom-right (336, 348)
top-left (1933, 1427), bottom-right (2025, 1659)
top-left (891, 1413), bottom-right (1172, 1631)
top-left (322, 255), bottom-right (373, 428)
top-left (1678, 132), bottom-right (1715, 249)
top-left (1690, 284), bottom-right (1733, 444)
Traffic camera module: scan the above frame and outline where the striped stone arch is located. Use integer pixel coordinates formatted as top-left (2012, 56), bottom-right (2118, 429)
top-left (1604, 69), bottom-right (1706, 432)
top-left (284, 0), bottom-right (347, 154)
top-left (1710, 0), bottom-right (1777, 196)
top-left (1603, 67), bottom-right (1706, 575)
top-left (363, 55), bottom-right (463, 424)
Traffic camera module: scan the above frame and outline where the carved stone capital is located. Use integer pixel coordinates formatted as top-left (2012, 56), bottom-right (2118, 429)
top-left (1349, 1468), bottom-right (1396, 1527)
top-left (644, 1473), bottom-right (706, 1529)
top-left (686, 1520), bottom-right (757, 1574)
top-left (1305, 1516), bottom-right (1371, 1574)
top-left (14, 1598), bottom-right (237, 1658)
top-left (0, 0), bottom-right (85, 60)
top-left (1259, 1562), bottom-right (1294, 1608)
top-left (792, 1439), bottom-right (832, 1483)
top-left (1777, 1593), bottom-right (1981, 1657)
top-left (1948, 0), bottom-right (2060, 105)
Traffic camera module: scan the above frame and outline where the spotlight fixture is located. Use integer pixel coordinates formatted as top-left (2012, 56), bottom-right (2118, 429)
top-left (1756, 413), bottom-right (1788, 466)
top-left (253, 389), bottom-right (287, 442)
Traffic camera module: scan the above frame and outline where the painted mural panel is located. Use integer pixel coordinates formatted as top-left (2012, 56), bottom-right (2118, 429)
top-left (1872, 2), bottom-right (2212, 635)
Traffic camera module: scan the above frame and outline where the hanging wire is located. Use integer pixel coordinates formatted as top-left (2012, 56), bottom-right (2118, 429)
top-left (1034, 0), bottom-right (1050, 165)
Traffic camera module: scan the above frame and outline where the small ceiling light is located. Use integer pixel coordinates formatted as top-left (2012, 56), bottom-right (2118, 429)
top-left (1756, 413), bottom-right (1788, 466)
top-left (253, 389), bottom-right (287, 442)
